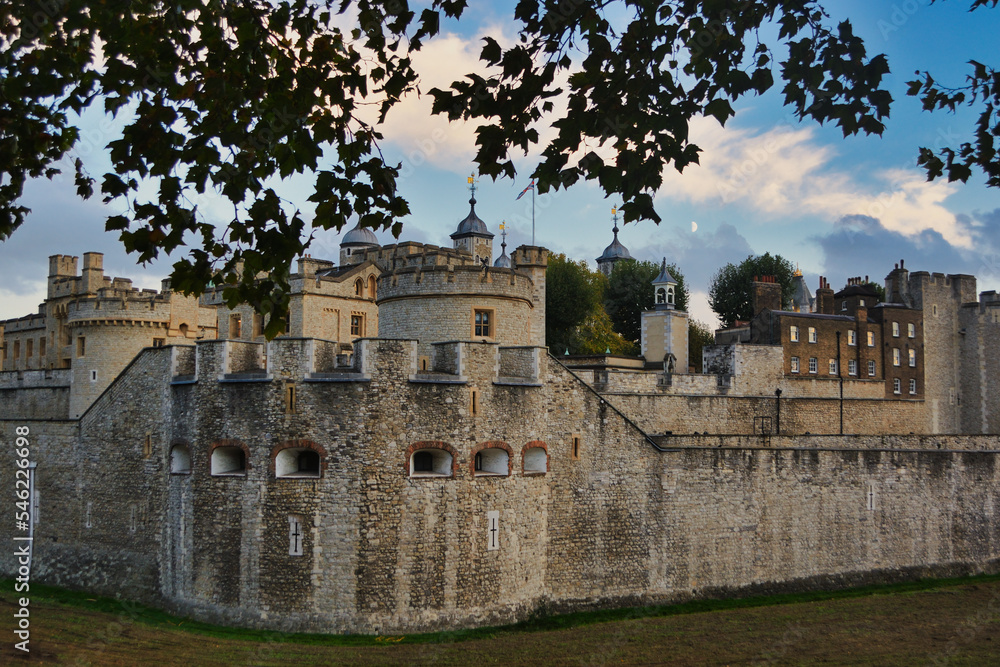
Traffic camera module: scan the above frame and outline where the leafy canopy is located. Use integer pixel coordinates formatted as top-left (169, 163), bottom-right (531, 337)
top-left (605, 259), bottom-right (688, 344)
top-left (708, 253), bottom-right (795, 328)
top-left (545, 252), bottom-right (605, 354)
top-left (2, 1), bottom-right (995, 331)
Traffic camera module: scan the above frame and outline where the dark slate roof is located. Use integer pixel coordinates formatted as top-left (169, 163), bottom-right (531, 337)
top-left (597, 226), bottom-right (631, 263)
top-left (834, 284), bottom-right (879, 299)
top-left (791, 275), bottom-right (814, 311)
top-left (493, 243), bottom-right (511, 268)
top-left (652, 258), bottom-right (677, 284)
top-left (451, 197), bottom-right (494, 239)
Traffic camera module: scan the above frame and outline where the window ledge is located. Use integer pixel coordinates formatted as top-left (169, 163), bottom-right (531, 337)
top-left (523, 471), bottom-right (547, 476)
top-left (211, 472), bottom-right (247, 477)
top-left (473, 472), bottom-right (508, 478)
top-left (494, 377), bottom-right (542, 387)
top-left (169, 470), bottom-right (191, 476)
top-left (409, 472), bottom-right (452, 479)
top-left (304, 372), bottom-right (371, 383)
top-left (276, 473), bottom-right (322, 479)
top-left (409, 373), bottom-right (468, 385)
top-left (171, 375), bottom-right (197, 385)
top-left (219, 372), bottom-right (272, 383)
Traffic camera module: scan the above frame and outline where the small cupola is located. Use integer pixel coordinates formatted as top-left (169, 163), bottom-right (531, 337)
top-left (652, 258), bottom-right (678, 310)
top-left (493, 222), bottom-right (511, 268)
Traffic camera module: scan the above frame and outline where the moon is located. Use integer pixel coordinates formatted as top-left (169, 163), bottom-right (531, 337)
top-left (691, 220), bottom-right (698, 233)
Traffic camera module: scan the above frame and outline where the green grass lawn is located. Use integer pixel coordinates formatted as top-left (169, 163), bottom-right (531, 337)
top-left (2, 575), bottom-right (999, 665)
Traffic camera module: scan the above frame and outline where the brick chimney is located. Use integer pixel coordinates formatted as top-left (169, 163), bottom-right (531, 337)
top-left (751, 275), bottom-right (782, 315)
top-left (815, 276), bottom-right (835, 315)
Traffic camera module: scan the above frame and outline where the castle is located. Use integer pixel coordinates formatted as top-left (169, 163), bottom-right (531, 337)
top-left (1, 194), bottom-right (999, 634)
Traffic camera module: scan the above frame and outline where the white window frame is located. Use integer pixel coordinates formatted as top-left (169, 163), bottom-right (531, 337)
top-left (868, 360), bottom-right (876, 377)
top-left (790, 356), bottom-right (800, 373)
top-left (789, 326), bottom-right (799, 342)
top-left (892, 321), bottom-right (900, 337)
top-left (848, 359), bottom-right (857, 376)
top-left (908, 349), bottom-right (916, 368)
top-left (808, 357), bottom-right (817, 374)
top-left (867, 331), bottom-right (875, 347)
top-left (893, 348), bottom-right (901, 367)
top-left (893, 378), bottom-right (901, 395)
top-left (848, 330), bottom-right (857, 346)
top-left (907, 322), bottom-right (915, 338)
top-left (808, 327), bottom-right (817, 343)
top-left (829, 359), bottom-right (838, 375)
top-left (909, 379), bottom-right (917, 395)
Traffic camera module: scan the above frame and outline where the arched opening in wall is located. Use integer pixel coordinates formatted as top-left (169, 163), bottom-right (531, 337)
top-left (474, 447), bottom-right (509, 476)
top-left (354, 278), bottom-right (364, 296)
top-left (656, 287), bottom-right (666, 305)
top-left (523, 446), bottom-right (547, 474)
top-left (211, 446), bottom-right (246, 476)
top-left (410, 448), bottom-right (452, 477)
top-left (169, 444), bottom-right (191, 474)
top-left (275, 447), bottom-right (321, 478)
top-left (367, 275), bottom-right (376, 299)
top-left (179, 323), bottom-right (189, 337)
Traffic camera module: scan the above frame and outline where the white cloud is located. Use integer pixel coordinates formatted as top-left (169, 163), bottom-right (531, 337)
top-left (657, 114), bottom-right (969, 248)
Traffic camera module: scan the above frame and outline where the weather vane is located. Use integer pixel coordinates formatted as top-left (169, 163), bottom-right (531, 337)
top-left (467, 173), bottom-right (478, 199)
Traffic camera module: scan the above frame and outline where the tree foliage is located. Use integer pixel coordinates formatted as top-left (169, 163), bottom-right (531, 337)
top-left (688, 319), bottom-right (715, 374)
top-left (2, 1), bottom-right (996, 329)
top-left (545, 253), bottom-right (604, 354)
top-left (570, 307), bottom-right (638, 356)
top-left (605, 259), bottom-right (688, 344)
top-left (1, 0), bottom-right (460, 335)
top-left (430, 0), bottom-right (895, 224)
top-left (907, 1), bottom-right (1000, 188)
top-left (708, 253), bottom-right (795, 327)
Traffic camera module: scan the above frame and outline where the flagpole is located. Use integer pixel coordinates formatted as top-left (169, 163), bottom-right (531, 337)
top-left (531, 183), bottom-right (535, 245)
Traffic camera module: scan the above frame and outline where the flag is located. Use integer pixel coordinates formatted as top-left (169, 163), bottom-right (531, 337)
top-left (515, 180), bottom-right (534, 201)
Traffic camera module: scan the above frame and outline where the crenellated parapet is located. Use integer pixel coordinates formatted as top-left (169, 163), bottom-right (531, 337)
top-left (175, 337), bottom-right (545, 388)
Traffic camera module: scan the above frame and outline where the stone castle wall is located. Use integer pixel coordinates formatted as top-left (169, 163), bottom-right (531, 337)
top-left (602, 392), bottom-right (929, 436)
top-left (1, 339), bottom-right (997, 635)
top-left (0, 369), bottom-right (71, 420)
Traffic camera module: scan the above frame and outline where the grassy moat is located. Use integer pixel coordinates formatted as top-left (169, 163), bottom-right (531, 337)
top-left (2, 575), bottom-right (999, 665)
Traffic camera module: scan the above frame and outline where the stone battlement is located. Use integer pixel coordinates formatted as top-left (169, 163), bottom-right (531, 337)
top-left (169, 337), bottom-right (545, 387)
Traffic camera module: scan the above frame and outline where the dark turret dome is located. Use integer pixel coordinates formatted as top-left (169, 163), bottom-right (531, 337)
top-left (451, 197), bottom-right (494, 239)
top-left (597, 225), bottom-right (631, 263)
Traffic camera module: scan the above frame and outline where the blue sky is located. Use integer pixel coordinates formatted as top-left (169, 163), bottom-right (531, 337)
top-left (2, 0), bottom-right (998, 327)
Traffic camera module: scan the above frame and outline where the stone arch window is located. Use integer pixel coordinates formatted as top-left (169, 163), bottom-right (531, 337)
top-left (169, 442), bottom-right (191, 474)
top-left (666, 285), bottom-right (675, 305)
top-left (210, 441), bottom-right (249, 476)
top-left (354, 278), bottom-right (364, 296)
top-left (272, 440), bottom-right (326, 479)
top-left (522, 441), bottom-right (548, 475)
top-left (367, 275), bottom-right (376, 299)
top-left (471, 441), bottom-right (512, 477)
top-left (656, 287), bottom-right (666, 304)
top-left (406, 441), bottom-right (456, 478)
